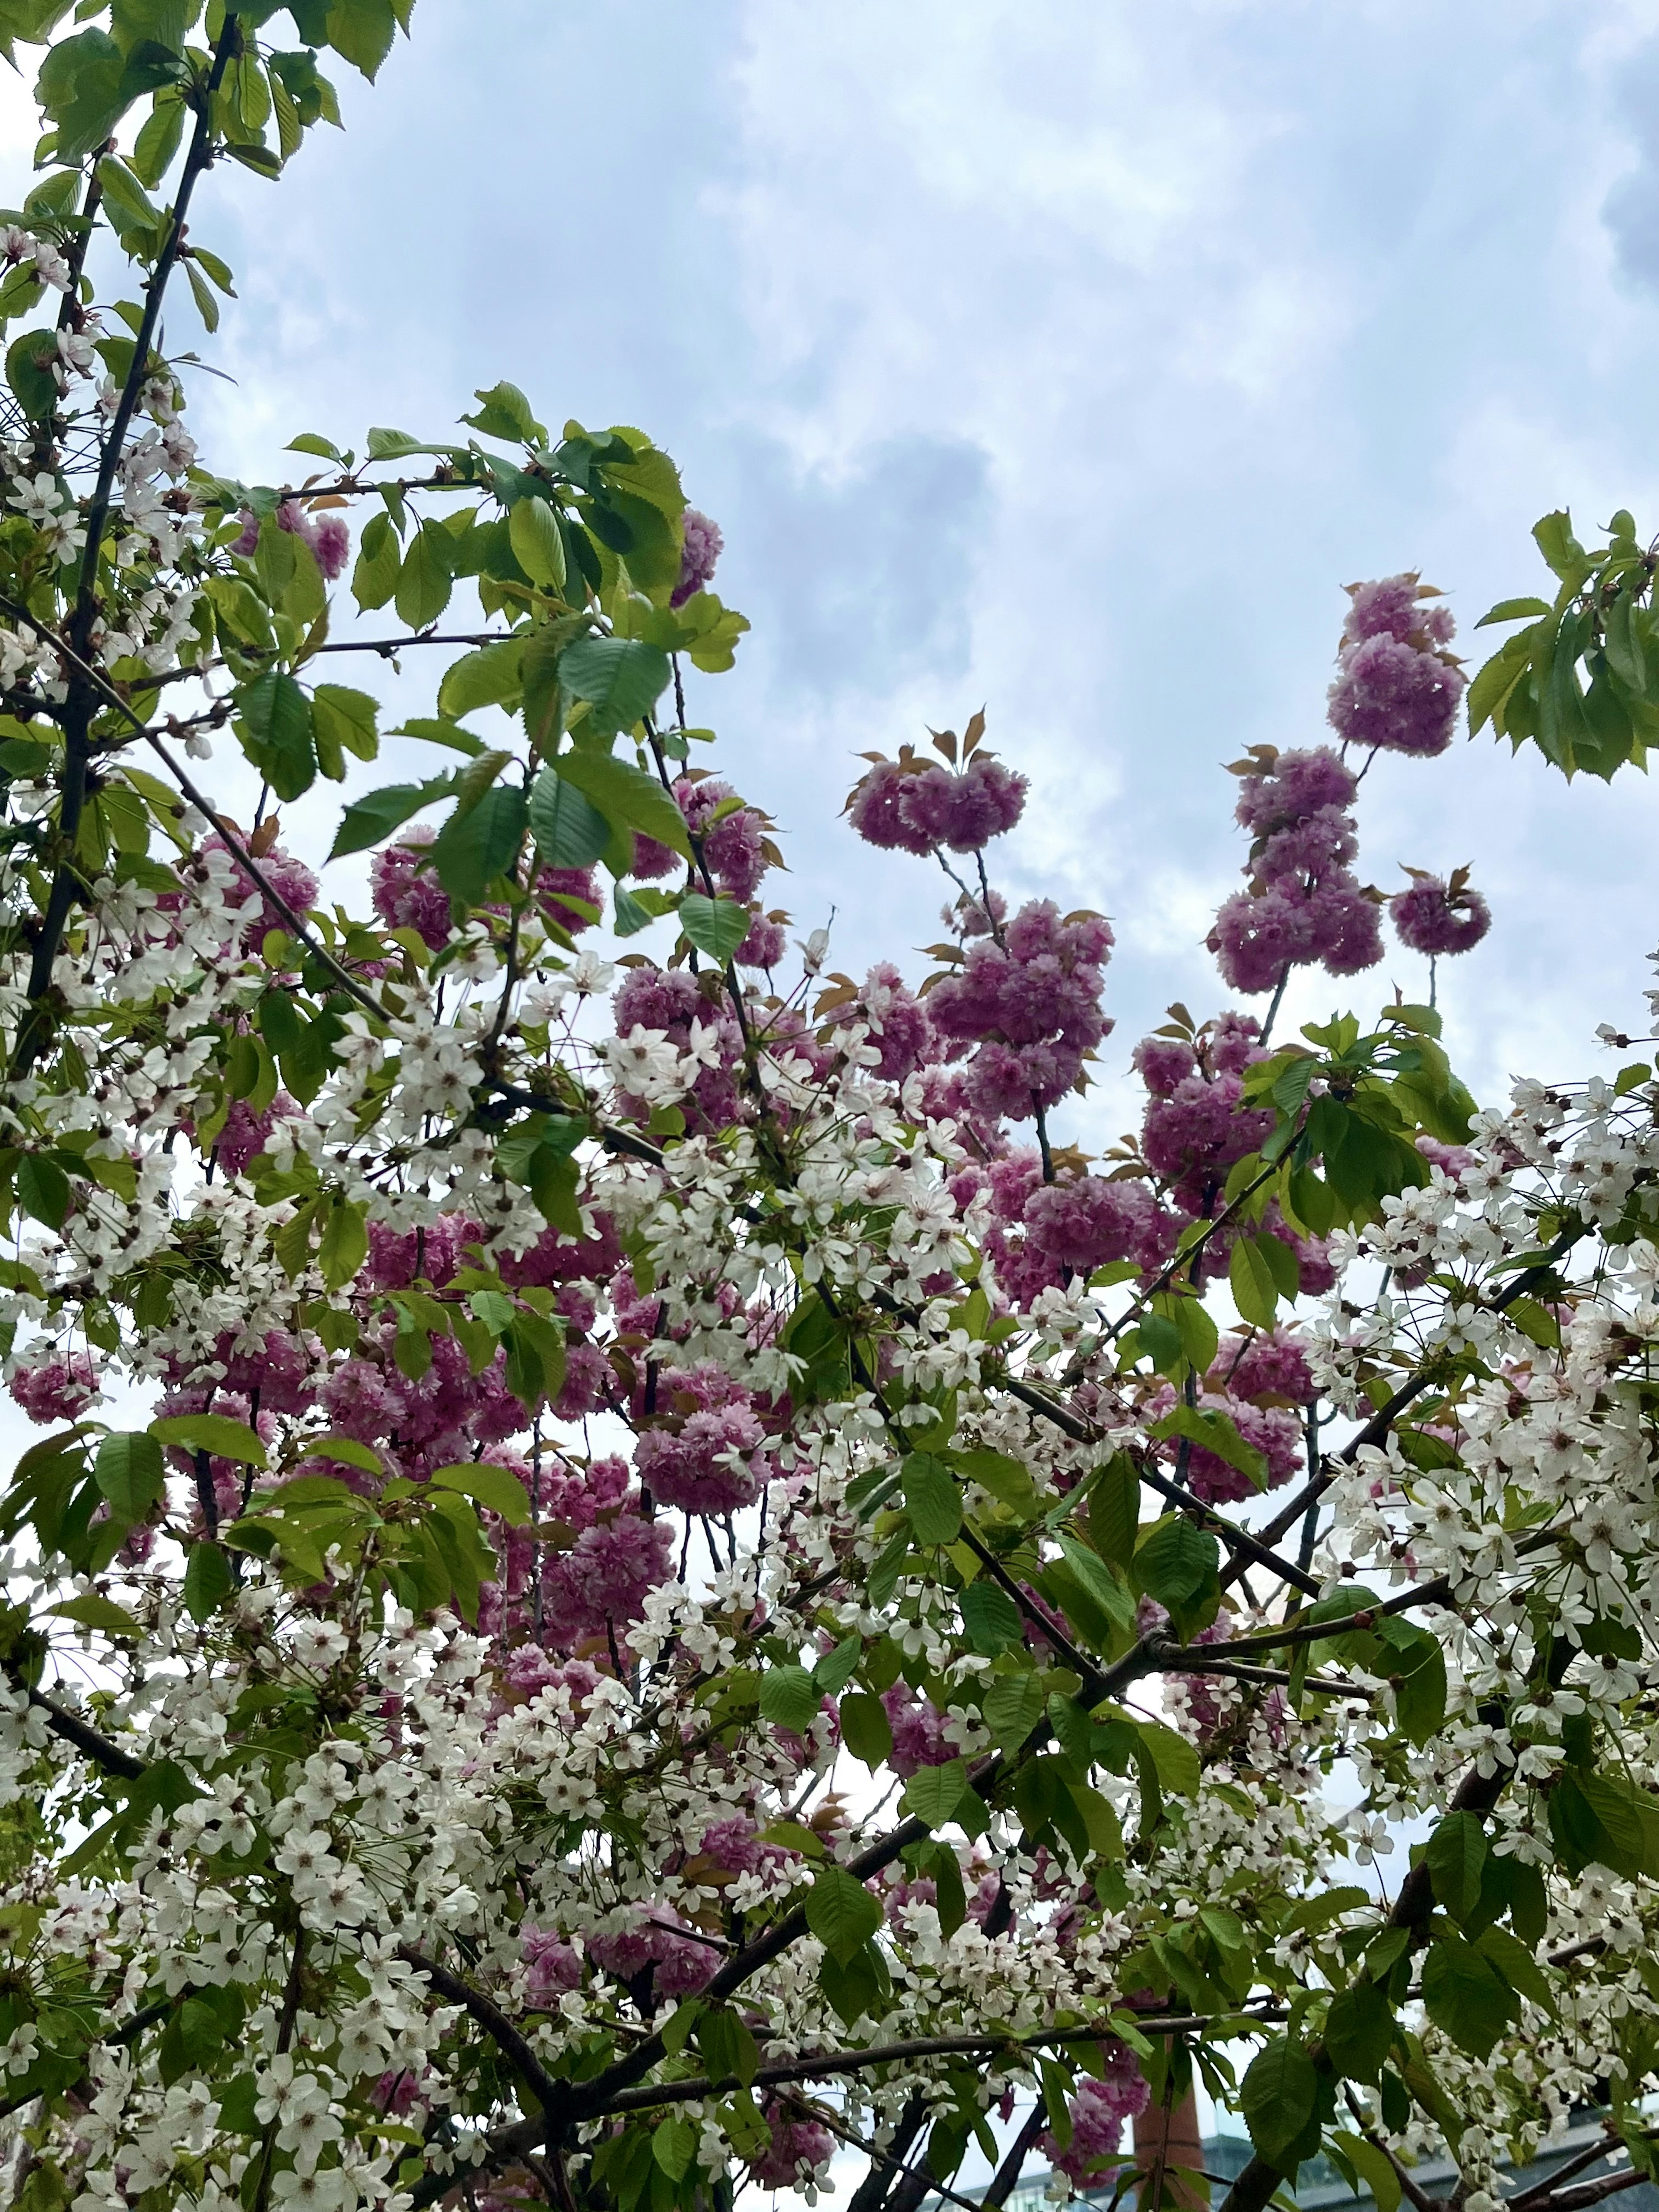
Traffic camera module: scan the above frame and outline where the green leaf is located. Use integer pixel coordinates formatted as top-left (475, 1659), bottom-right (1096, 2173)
top-left (1056, 1534), bottom-right (1135, 1633)
top-left (311, 684), bottom-right (378, 766)
top-left (840, 1691), bottom-right (892, 1767)
top-left (900, 1452), bottom-right (962, 1545)
top-left (1148, 1404), bottom-right (1266, 1491)
top-left (1239, 2036), bottom-right (1320, 2167)
top-left (463, 380), bottom-right (544, 443)
top-left (182, 1540), bottom-right (234, 1623)
top-left (961, 1579), bottom-right (1021, 1657)
top-left (901, 1758), bottom-right (970, 1829)
top-left (329, 779), bottom-right (447, 860)
top-left (759, 1664), bottom-right (820, 1734)
top-left (652, 2114), bottom-right (697, 2183)
top-left (49, 1592), bottom-right (142, 1636)
top-left (92, 1430), bottom-right (165, 1521)
top-left (509, 496), bottom-right (567, 590)
top-left (679, 893), bottom-right (750, 964)
top-left (1324, 1980), bottom-right (1393, 2085)
top-left (1421, 1933), bottom-right (1516, 2058)
top-left (804, 1864), bottom-right (881, 1965)
top-left (150, 1414), bottom-right (267, 1468)
top-left (1230, 1233), bottom-right (1283, 1328)
top-left (1134, 1717), bottom-right (1201, 1799)
top-left (352, 509), bottom-right (400, 610)
top-left (5, 328), bottom-right (58, 425)
top-left (37, 29), bottom-right (130, 164)
top-left (427, 1460), bottom-right (532, 1527)
top-left (438, 637), bottom-right (524, 721)
top-left (1532, 509), bottom-right (1589, 584)
top-left (325, 0), bottom-right (397, 79)
top-left (552, 749), bottom-right (690, 859)
top-left (1330, 2133), bottom-right (1401, 2212)
top-left (1426, 1810), bottom-right (1487, 1925)
top-left (430, 785), bottom-right (528, 903)
top-left (528, 766), bottom-right (610, 868)
top-left (316, 1200), bottom-right (368, 1290)
top-left (1133, 1513), bottom-right (1220, 1612)
top-left (1475, 597), bottom-right (1551, 627)
top-left (236, 671), bottom-right (315, 801)
top-left (17, 1152), bottom-right (70, 1229)
top-left (981, 1669), bottom-right (1045, 1751)
top-left (557, 635), bottom-right (671, 735)
top-left (394, 518), bottom-right (456, 630)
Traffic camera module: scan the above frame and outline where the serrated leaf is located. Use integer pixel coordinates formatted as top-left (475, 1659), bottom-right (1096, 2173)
top-left (150, 1414), bottom-right (267, 1468)
top-left (901, 1758), bottom-right (970, 1828)
top-left (557, 635), bottom-right (670, 735)
top-left (553, 750), bottom-right (690, 858)
top-left (49, 1593), bottom-right (142, 1636)
top-left (1240, 2036), bottom-right (1320, 2166)
top-left (438, 637), bottom-right (524, 721)
top-left (528, 766), bottom-right (610, 868)
top-left (328, 779), bottom-right (447, 860)
top-left (981, 1669), bottom-right (1045, 1751)
top-left (900, 1452), bottom-right (961, 1545)
top-left (509, 496), bottom-right (566, 590)
top-left (430, 785), bottom-right (528, 904)
top-left (426, 1460), bottom-right (532, 1527)
top-left (182, 1541), bottom-right (234, 1623)
top-left (92, 1430), bottom-right (165, 1520)
top-left (759, 1663), bottom-right (820, 1734)
top-left (679, 892), bottom-right (749, 964)
top-left (1421, 1934), bottom-right (1516, 2058)
top-left (804, 1864), bottom-right (881, 1965)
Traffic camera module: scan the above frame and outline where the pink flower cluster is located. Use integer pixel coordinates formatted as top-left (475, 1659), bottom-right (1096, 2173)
top-left (232, 498), bottom-right (351, 582)
top-left (1208, 747), bottom-right (1382, 995)
top-left (1148, 1378), bottom-right (1302, 1506)
top-left (1390, 870), bottom-right (1491, 957)
top-left (633, 1361), bottom-right (774, 1516)
top-left (881, 1683), bottom-right (956, 1776)
top-left (631, 776), bottom-right (776, 968)
top-left (672, 508), bottom-right (723, 607)
top-left (928, 899), bottom-right (1113, 1120)
top-left (9, 1350), bottom-right (99, 1424)
top-left (848, 750), bottom-right (1027, 856)
top-left (370, 828), bottom-right (453, 951)
top-left (747, 2102), bottom-right (835, 2191)
top-left (1327, 573), bottom-right (1465, 758)
top-left (1045, 2047), bottom-right (1150, 2182)
top-left (586, 1908), bottom-right (716, 1999)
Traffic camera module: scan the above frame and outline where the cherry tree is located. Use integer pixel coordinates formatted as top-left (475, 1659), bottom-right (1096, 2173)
top-left (0, 14), bottom-right (1654, 2212)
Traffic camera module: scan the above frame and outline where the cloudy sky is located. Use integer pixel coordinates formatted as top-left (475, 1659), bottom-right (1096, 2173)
top-left (9, 1), bottom-right (1659, 1140)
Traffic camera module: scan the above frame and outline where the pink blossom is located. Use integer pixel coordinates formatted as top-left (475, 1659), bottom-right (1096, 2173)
top-left (309, 512), bottom-right (350, 580)
top-left (1022, 1173), bottom-right (1176, 1278)
top-left (882, 1684), bottom-right (953, 1776)
top-left (635, 1402), bottom-right (769, 1515)
top-left (846, 760), bottom-right (935, 856)
top-left (1327, 631), bottom-right (1465, 757)
top-left (737, 912), bottom-right (786, 969)
top-left (1131, 1035), bottom-right (1196, 1096)
top-left (1044, 2052), bottom-right (1150, 2181)
top-left (1390, 873), bottom-right (1491, 957)
top-left (1235, 747), bottom-right (1357, 837)
top-left (671, 508), bottom-right (722, 607)
top-left (212, 1091), bottom-right (302, 1177)
top-left (521, 1926), bottom-right (582, 2004)
top-left (9, 1351), bottom-right (99, 1425)
top-left (748, 2103), bottom-right (835, 2191)
top-left (370, 830), bottom-right (452, 952)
